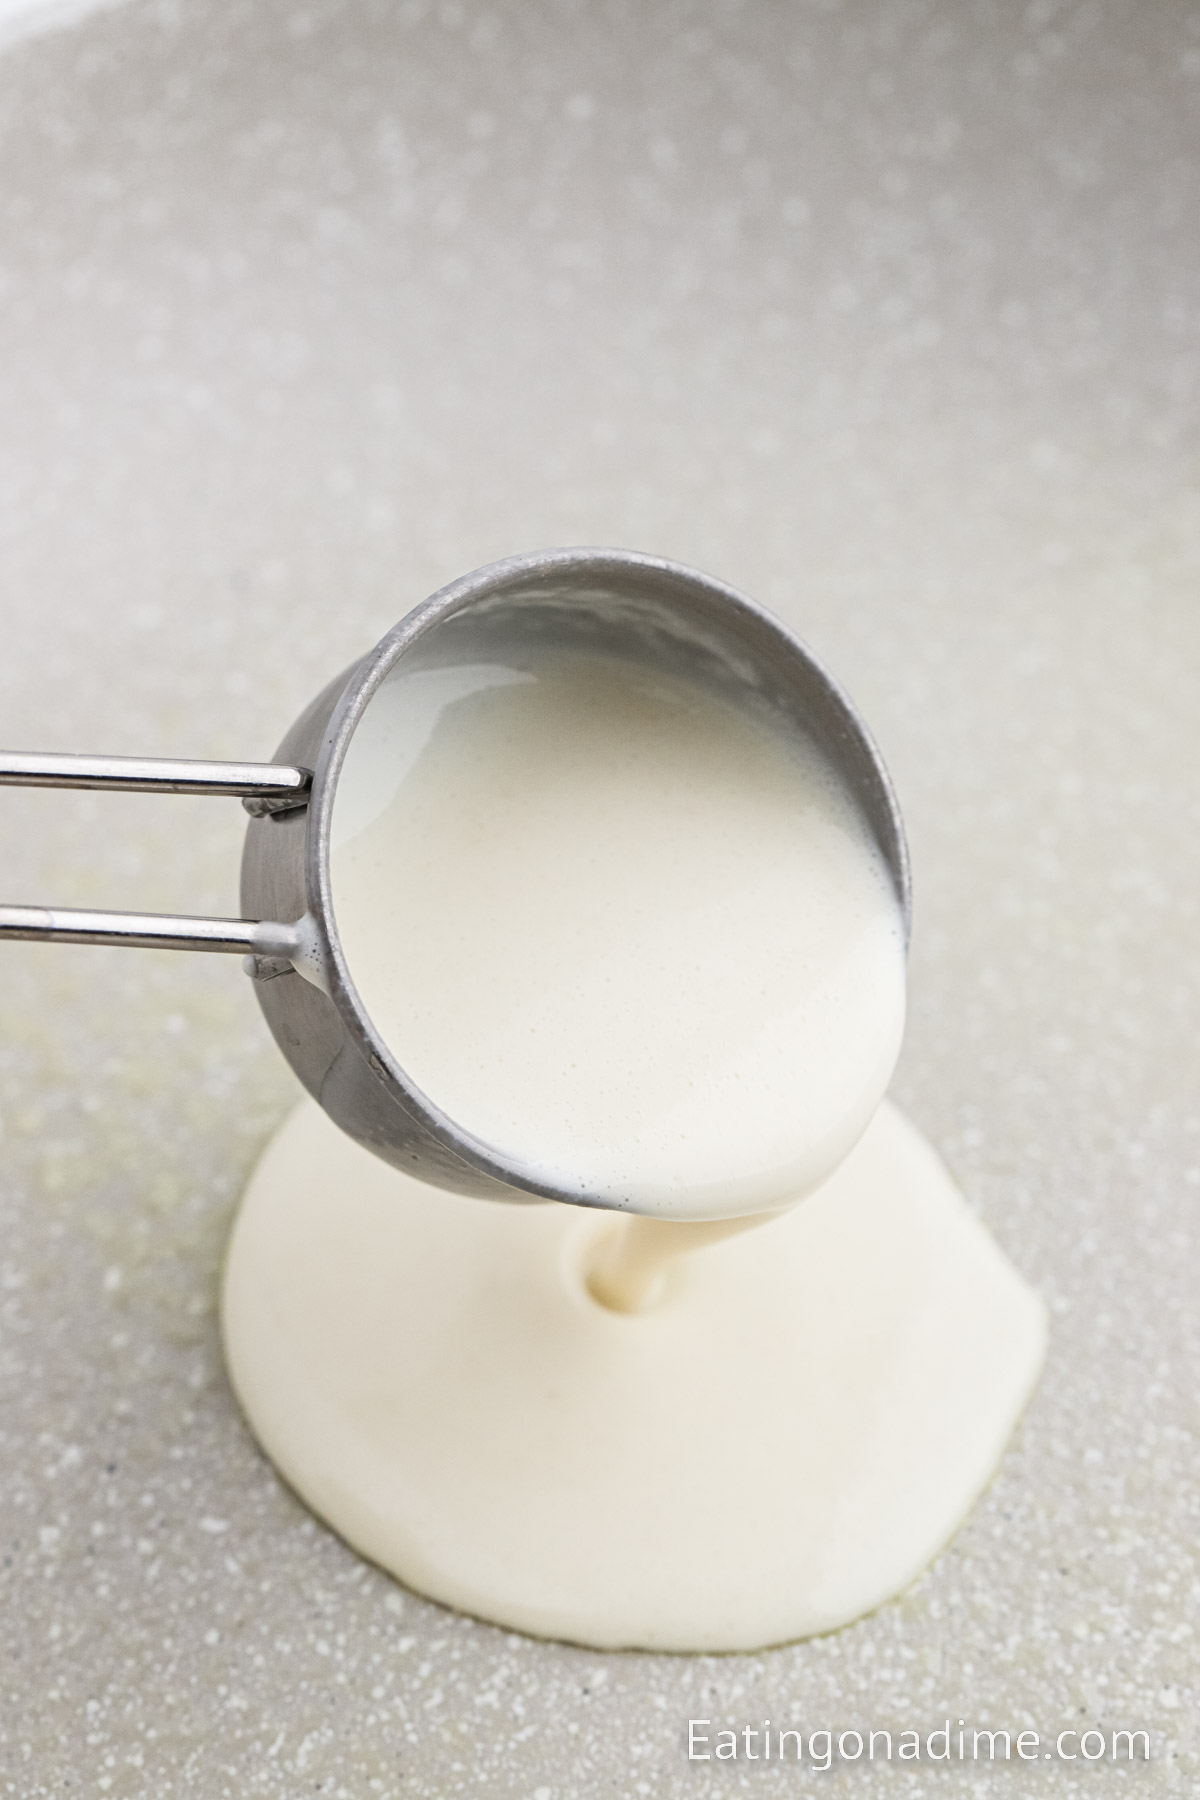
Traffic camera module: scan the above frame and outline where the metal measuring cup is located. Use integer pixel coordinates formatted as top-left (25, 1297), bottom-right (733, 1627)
top-left (0, 548), bottom-right (911, 1210)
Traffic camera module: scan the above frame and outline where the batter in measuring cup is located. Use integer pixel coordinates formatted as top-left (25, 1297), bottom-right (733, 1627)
top-left (329, 648), bottom-right (908, 1218)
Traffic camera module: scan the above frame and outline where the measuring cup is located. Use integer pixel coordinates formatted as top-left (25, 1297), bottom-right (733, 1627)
top-left (0, 548), bottom-right (910, 1209)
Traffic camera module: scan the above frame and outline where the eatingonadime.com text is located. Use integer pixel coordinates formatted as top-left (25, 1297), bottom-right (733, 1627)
top-left (686, 1718), bottom-right (1151, 1767)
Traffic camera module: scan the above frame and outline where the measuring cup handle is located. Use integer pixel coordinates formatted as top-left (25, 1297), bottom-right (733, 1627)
top-left (0, 750), bottom-right (328, 989)
top-left (0, 905), bottom-right (302, 957)
top-left (0, 749), bottom-right (311, 814)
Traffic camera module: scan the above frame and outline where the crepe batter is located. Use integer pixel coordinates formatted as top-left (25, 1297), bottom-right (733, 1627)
top-left (328, 649), bottom-right (908, 1218)
top-left (222, 645), bottom-right (1046, 1649)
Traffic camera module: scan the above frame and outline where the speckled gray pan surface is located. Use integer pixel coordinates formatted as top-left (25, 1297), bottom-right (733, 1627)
top-left (0, 1), bottom-right (1197, 1794)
